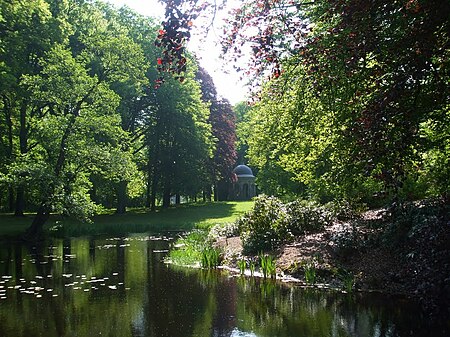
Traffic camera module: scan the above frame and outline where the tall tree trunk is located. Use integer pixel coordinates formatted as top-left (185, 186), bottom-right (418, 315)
top-left (147, 144), bottom-right (160, 212)
top-left (150, 180), bottom-right (158, 211)
top-left (90, 179), bottom-right (98, 204)
top-left (146, 172), bottom-right (151, 208)
top-left (3, 96), bottom-right (14, 212)
top-left (8, 187), bottom-right (14, 213)
top-left (162, 186), bottom-right (171, 208)
top-left (116, 180), bottom-right (127, 214)
top-left (175, 194), bottom-right (180, 205)
top-left (148, 167), bottom-right (160, 212)
top-left (214, 182), bottom-right (219, 202)
top-left (14, 186), bottom-right (25, 216)
top-left (204, 185), bottom-right (212, 202)
top-left (23, 203), bottom-right (50, 241)
top-left (15, 101), bottom-right (28, 216)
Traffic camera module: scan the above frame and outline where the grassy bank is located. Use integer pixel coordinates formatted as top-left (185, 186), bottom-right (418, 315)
top-left (0, 201), bottom-right (254, 237)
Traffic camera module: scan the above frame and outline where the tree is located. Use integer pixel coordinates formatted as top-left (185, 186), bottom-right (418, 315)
top-left (195, 66), bottom-right (237, 201)
top-left (234, 102), bottom-right (251, 165)
top-left (0, 0), bottom-right (70, 215)
top-left (220, 0), bottom-right (450, 203)
top-left (145, 63), bottom-right (212, 210)
top-left (9, 0), bottom-right (148, 239)
top-left (81, 2), bottom-right (155, 214)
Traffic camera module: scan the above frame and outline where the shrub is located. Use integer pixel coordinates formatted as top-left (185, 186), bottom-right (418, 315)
top-left (325, 200), bottom-right (362, 221)
top-left (384, 199), bottom-right (446, 247)
top-left (208, 222), bottom-right (239, 241)
top-left (237, 195), bottom-right (290, 254)
top-left (329, 223), bottom-right (361, 257)
top-left (285, 200), bottom-right (334, 235)
top-left (237, 195), bottom-right (338, 254)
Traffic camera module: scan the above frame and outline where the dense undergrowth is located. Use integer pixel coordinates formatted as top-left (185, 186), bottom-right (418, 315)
top-left (169, 194), bottom-right (449, 317)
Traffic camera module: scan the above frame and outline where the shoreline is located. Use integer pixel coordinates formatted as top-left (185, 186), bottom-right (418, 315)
top-left (211, 208), bottom-right (449, 318)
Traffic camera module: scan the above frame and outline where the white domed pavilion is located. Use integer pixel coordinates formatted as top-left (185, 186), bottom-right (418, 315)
top-left (231, 165), bottom-right (256, 200)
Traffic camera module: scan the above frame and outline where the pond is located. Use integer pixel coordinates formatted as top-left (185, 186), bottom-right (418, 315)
top-left (0, 234), bottom-right (447, 337)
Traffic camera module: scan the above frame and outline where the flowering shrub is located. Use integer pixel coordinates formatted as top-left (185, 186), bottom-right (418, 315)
top-left (237, 195), bottom-right (289, 254)
top-left (285, 200), bottom-right (333, 235)
top-left (236, 195), bottom-right (335, 254)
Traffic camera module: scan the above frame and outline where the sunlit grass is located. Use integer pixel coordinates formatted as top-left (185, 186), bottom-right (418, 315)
top-left (0, 201), bottom-right (254, 237)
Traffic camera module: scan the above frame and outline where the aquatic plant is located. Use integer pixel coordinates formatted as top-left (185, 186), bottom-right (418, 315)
top-left (260, 254), bottom-right (276, 279)
top-left (339, 269), bottom-right (355, 292)
top-left (168, 230), bottom-right (207, 266)
top-left (237, 259), bottom-right (246, 275)
top-left (304, 261), bottom-right (316, 285)
top-left (201, 247), bottom-right (221, 269)
top-left (249, 261), bottom-right (256, 276)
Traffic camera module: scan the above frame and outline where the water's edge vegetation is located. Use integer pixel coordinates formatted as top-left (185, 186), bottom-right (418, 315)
top-left (168, 196), bottom-right (449, 319)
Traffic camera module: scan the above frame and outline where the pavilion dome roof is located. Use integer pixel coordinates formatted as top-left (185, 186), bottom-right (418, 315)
top-left (233, 165), bottom-right (254, 178)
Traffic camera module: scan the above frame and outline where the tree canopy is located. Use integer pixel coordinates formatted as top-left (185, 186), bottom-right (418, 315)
top-left (0, 0), bottom-right (448, 238)
top-left (221, 0), bottom-right (449, 204)
top-left (0, 0), bottom-right (238, 238)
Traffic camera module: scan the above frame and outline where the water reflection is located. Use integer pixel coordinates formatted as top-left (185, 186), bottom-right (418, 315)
top-left (0, 235), bottom-right (447, 337)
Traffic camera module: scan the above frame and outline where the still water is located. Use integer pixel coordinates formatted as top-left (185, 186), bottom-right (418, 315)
top-left (0, 234), bottom-right (447, 337)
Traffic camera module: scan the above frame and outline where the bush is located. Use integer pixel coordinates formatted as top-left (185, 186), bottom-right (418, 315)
top-left (384, 199), bottom-right (446, 246)
top-left (237, 195), bottom-right (336, 255)
top-left (329, 223), bottom-right (361, 257)
top-left (208, 222), bottom-right (239, 241)
top-left (333, 200), bottom-right (362, 220)
top-left (285, 200), bottom-right (334, 235)
top-left (237, 195), bottom-right (290, 254)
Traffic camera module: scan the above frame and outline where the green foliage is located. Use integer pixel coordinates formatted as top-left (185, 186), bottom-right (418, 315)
top-left (237, 195), bottom-right (289, 254)
top-left (249, 260), bottom-right (256, 276)
top-left (329, 224), bottom-right (361, 258)
top-left (145, 68), bottom-right (213, 208)
top-left (285, 200), bottom-right (333, 235)
top-left (303, 261), bottom-right (316, 285)
top-left (384, 199), bottom-right (448, 247)
top-left (338, 269), bottom-right (355, 293)
top-left (229, 0), bottom-right (449, 208)
top-left (0, 0), bottom-right (231, 233)
top-left (168, 230), bottom-right (208, 266)
top-left (237, 195), bottom-right (335, 254)
top-left (201, 247), bottom-right (221, 269)
top-left (207, 222), bottom-right (239, 240)
top-left (259, 253), bottom-right (276, 279)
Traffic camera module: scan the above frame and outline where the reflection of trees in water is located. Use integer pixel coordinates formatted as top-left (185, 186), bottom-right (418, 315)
top-left (0, 237), bottom-right (154, 337)
top-left (142, 261), bottom-right (232, 336)
top-left (0, 239), bottom-right (443, 337)
top-left (234, 280), bottom-right (428, 337)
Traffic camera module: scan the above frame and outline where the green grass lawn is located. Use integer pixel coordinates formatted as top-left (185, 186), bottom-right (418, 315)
top-left (0, 201), bottom-right (253, 237)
